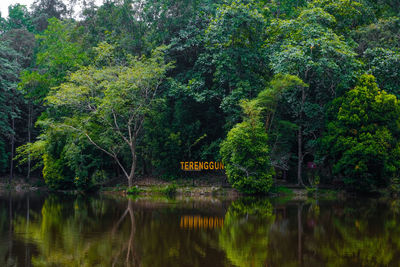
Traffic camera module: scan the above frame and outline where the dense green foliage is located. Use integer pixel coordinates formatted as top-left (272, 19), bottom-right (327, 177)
top-left (321, 75), bottom-right (400, 191)
top-left (0, 0), bottom-right (399, 193)
top-left (221, 101), bottom-right (274, 194)
top-left (43, 43), bottom-right (171, 188)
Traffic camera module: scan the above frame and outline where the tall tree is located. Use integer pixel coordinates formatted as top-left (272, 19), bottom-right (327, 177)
top-left (0, 41), bottom-right (21, 179)
top-left (251, 74), bottom-right (308, 183)
top-left (45, 43), bottom-right (172, 187)
top-left (15, 18), bottom-right (86, 180)
top-left (5, 4), bottom-right (34, 32)
top-left (320, 74), bottom-right (400, 191)
top-left (364, 48), bottom-right (400, 97)
top-left (194, 0), bottom-right (269, 127)
top-left (268, 7), bottom-right (360, 185)
top-left (31, 0), bottom-right (68, 31)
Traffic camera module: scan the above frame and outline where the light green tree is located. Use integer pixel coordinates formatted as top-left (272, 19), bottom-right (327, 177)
top-left (251, 74), bottom-right (307, 183)
top-left (220, 100), bottom-right (274, 194)
top-left (45, 43), bottom-right (172, 187)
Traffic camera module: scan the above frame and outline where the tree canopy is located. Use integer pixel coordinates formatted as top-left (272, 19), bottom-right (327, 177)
top-left (0, 0), bottom-right (398, 193)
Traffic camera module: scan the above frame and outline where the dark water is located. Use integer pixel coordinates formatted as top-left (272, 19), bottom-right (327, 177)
top-left (0, 192), bottom-right (399, 267)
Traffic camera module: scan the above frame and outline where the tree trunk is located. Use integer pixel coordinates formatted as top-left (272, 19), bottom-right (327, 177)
top-left (9, 116), bottom-right (15, 184)
top-left (127, 143), bottom-right (137, 188)
top-left (27, 103), bottom-right (32, 181)
top-left (297, 127), bottom-right (304, 187)
top-left (297, 85), bottom-right (306, 187)
top-left (128, 172), bottom-right (134, 188)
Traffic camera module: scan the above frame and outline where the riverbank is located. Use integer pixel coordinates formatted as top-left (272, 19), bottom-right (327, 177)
top-left (0, 176), bottom-right (43, 193)
top-left (100, 177), bottom-right (346, 200)
top-left (99, 176), bottom-right (239, 197)
top-left (0, 175), bottom-right (360, 200)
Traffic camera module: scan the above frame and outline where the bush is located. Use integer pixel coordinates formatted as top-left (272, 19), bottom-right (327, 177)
top-left (220, 102), bottom-right (274, 194)
top-left (306, 175), bottom-right (320, 196)
top-left (42, 153), bottom-right (73, 190)
top-left (126, 186), bottom-right (141, 195)
top-left (306, 186), bottom-right (317, 196)
top-left (162, 184), bottom-right (177, 196)
top-left (91, 170), bottom-right (108, 186)
top-left (32, 179), bottom-right (46, 187)
top-left (74, 176), bottom-right (91, 191)
top-left (270, 186), bottom-right (293, 195)
top-left (390, 178), bottom-right (400, 196)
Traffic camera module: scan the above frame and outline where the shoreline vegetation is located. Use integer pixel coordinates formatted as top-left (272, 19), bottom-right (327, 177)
top-left (0, 175), bottom-right (385, 200)
top-left (1, 0), bottom-right (400, 197)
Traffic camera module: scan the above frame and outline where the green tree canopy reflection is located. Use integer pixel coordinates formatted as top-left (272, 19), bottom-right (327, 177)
top-left (219, 198), bottom-right (275, 267)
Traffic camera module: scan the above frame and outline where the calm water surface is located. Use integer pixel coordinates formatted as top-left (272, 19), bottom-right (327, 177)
top-left (0, 192), bottom-right (399, 266)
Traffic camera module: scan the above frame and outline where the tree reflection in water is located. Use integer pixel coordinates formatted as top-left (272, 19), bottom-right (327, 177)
top-left (218, 197), bottom-right (275, 267)
top-left (11, 194), bottom-right (140, 266)
top-left (3, 194), bottom-right (400, 266)
top-left (111, 198), bottom-right (139, 267)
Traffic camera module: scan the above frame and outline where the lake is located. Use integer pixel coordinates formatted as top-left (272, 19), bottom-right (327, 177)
top-left (0, 192), bottom-right (399, 266)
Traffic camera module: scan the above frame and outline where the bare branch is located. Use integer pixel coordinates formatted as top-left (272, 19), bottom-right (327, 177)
top-left (112, 109), bottom-right (130, 144)
top-left (58, 123), bottom-right (130, 179)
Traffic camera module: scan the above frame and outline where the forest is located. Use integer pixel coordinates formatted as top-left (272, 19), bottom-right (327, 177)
top-left (1, 0), bottom-right (400, 194)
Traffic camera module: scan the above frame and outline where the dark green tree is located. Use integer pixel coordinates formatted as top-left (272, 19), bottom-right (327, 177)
top-left (268, 6), bottom-right (360, 185)
top-left (320, 74), bottom-right (400, 191)
top-left (31, 0), bottom-right (68, 31)
top-left (364, 48), bottom-right (400, 97)
top-left (0, 41), bottom-right (22, 179)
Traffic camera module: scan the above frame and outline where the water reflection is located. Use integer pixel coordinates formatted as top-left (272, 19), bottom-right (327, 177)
top-left (180, 215), bottom-right (224, 229)
top-left (219, 198), bottom-right (275, 267)
top-left (1, 193), bottom-right (400, 266)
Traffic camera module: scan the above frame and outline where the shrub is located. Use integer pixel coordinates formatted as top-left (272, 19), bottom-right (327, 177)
top-left (42, 153), bottom-right (73, 190)
top-left (74, 176), bottom-right (91, 191)
top-left (162, 184), bottom-right (177, 196)
top-left (32, 179), bottom-right (46, 187)
top-left (91, 170), bottom-right (108, 186)
top-left (390, 178), bottom-right (400, 196)
top-left (126, 186), bottom-right (141, 195)
top-left (270, 186), bottom-right (293, 195)
top-left (220, 101), bottom-right (274, 194)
